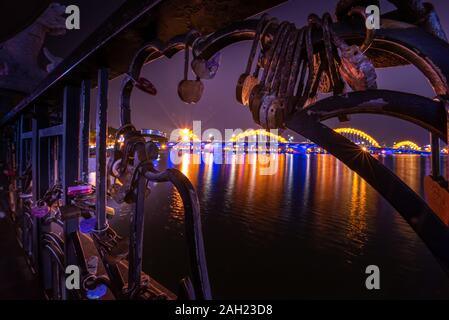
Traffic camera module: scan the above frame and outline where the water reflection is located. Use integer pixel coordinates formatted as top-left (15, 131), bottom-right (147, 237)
top-left (346, 173), bottom-right (368, 256)
top-left (90, 154), bottom-right (449, 299)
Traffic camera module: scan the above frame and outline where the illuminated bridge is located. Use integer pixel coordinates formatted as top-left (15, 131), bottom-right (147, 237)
top-left (168, 127), bottom-right (440, 155)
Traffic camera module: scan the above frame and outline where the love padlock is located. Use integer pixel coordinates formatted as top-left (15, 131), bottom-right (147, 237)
top-left (135, 77), bottom-right (157, 95)
top-left (323, 13), bottom-right (377, 91)
top-left (236, 14), bottom-right (275, 106)
top-left (178, 36), bottom-right (204, 104)
top-left (249, 22), bottom-right (292, 128)
top-left (265, 27), bottom-right (303, 129)
top-left (249, 21), bottom-right (290, 125)
top-left (191, 52), bottom-right (222, 80)
top-left (31, 201), bottom-right (50, 218)
top-left (264, 25), bottom-right (299, 129)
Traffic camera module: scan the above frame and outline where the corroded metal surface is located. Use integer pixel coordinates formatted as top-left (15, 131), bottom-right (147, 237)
top-left (155, 0), bottom-right (285, 42)
top-left (303, 89), bottom-right (448, 141)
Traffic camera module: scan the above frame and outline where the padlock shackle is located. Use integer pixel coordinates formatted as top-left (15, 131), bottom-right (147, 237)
top-left (183, 30), bottom-right (202, 81)
top-left (273, 25), bottom-right (297, 96)
top-left (347, 6), bottom-right (375, 53)
top-left (243, 14), bottom-right (269, 75)
top-left (263, 22), bottom-right (290, 90)
top-left (322, 13), bottom-right (345, 94)
top-left (287, 27), bottom-right (305, 98)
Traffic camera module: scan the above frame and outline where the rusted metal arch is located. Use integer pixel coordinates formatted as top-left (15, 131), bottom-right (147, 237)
top-left (120, 37), bottom-right (193, 125)
top-left (303, 89), bottom-right (448, 143)
top-left (285, 112), bottom-right (449, 274)
top-left (334, 23), bottom-right (449, 95)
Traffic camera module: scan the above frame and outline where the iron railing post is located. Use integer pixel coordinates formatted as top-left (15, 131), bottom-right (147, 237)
top-left (95, 68), bottom-right (109, 232)
top-left (62, 85), bottom-right (81, 299)
top-left (79, 80), bottom-right (91, 183)
top-left (430, 133), bottom-right (440, 178)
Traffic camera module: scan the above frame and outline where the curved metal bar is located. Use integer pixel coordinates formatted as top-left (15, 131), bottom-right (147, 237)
top-left (333, 22), bottom-right (449, 95)
top-left (304, 89), bottom-right (448, 142)
top-left (42, 232), bottom-right (64, 254)
top-left (145, 168), bottom-right (212, 300)
top-left (120, 18), bottom-right (449, 125)
top-left (286, 111), bottom-right (449, 273)
top-left (347, 6), bottom-right (375, 52)
top-left (120, 32), bottom-right (206, 125)
top-left (43, 242), bottom-right (65, 300)
top-left (43, 242), bottom-right (65, 271)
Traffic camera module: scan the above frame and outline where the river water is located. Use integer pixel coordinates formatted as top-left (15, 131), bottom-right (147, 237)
top-left (91, 153), bottom-right (449, 299)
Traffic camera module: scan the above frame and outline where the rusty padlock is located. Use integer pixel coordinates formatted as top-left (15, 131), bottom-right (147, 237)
top-left (135, 77), bottom-right (157, 95)
top-left (236, 14), bottom-right (273, 106)
top-left (264, 26), bottom-right (300, 129)
top-left (251, 22), bottom-right (293, 129)
top-left (265, 28), bottom-right (304, 129)
top-left (248, 21), bottom-right (291, 126)
top-left (178, 37), bottom-right (204, 104)
top-left (191, 51), bottom-right (222, 80)
top-left (320, 13), bottom-right (345, 95)
top-left (294, 21), bottom-right (316, 110)
top-left (324, 12), bottom-right (377, 91)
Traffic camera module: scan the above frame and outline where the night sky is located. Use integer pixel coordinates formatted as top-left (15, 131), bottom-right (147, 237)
top-left (47, 0), bottom-right (449, 146)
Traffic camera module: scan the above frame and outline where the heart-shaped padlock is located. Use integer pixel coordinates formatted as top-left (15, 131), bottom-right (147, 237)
top-left (178, 35), bottom-right (204, 104)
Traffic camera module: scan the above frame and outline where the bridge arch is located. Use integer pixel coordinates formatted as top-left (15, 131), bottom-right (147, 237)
top-left (229, 129), bottom-right (287, 143)
top-left (334, 128), bottom-right (381, 148)
top-left (393, 140), bottom-right (421, 151)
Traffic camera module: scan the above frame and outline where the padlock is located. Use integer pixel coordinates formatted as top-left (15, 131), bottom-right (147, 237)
top-left (178, 37), bottom-right (204, 104)
top-left (191, 52), bottom-right (221, 80)
top-left (323, 13), bottom-right (377, 91)
top-left (236, 14), bottom-right (274, 106)
top-left (31, 201), bottom-right (50, 218)
top-left (254, 22), bottom-right (293, 129)
top-left (248, 21), bottom-right (291, 126)
top-left (320, 13), bottom-right (345, 95)
top-left (67, 184), bottom-right (93, 197)
top-left (265, 27), bottom-right (300, 129)
top-left (135, 77), bottom-right (157, 95)
top-left (294, 21), bottom-right (316, 110)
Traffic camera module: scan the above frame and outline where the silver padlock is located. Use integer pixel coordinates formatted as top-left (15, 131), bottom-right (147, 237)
top-left (191, 51), bottom-right (221, 80)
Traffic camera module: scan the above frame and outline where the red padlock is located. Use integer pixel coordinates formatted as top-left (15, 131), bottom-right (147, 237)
top-left (135, 77), bottom-right (157, 95)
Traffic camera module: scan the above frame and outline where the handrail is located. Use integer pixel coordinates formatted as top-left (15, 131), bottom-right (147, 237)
top-left (144, 168), bottom-right (212, 300)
